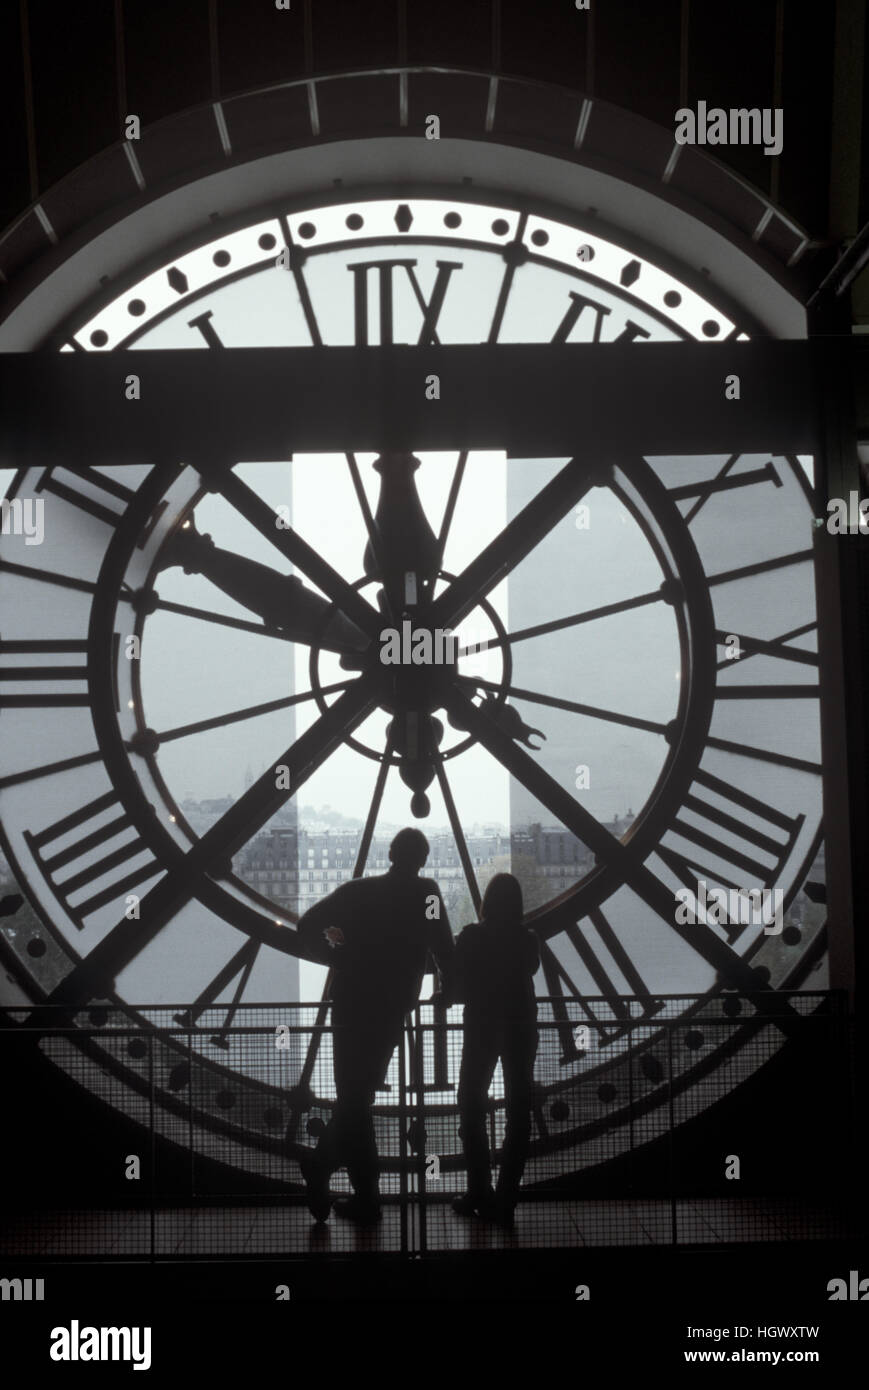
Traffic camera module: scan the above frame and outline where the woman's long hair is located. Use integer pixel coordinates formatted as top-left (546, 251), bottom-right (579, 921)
top-left (480, 872), bottom-right (523, 926)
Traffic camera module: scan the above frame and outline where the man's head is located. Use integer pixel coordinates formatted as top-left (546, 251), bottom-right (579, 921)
top-left (389, 827), bottom-right (430, 873)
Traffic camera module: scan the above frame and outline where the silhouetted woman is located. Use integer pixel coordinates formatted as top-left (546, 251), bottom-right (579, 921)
top-left (451, 873), bottom-right (540, 1224)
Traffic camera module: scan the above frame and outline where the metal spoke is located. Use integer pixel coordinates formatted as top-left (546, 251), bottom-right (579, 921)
top-left (39, 675), bottom-right (380, 1010)
top-left (430, 454), bottom-right (595, 631)
top-left (682, 453), bottom-right (738, 525)
top-left (705, 734), bottom-right (821, 776)
top-left (0, 749), bottom-right (102, 791)
top-left (714, 622), bottom-right (818, 670)
top-left (459, 587), bottom-right (664, 655)
top-left (353, 724), bottom-right (396, 879)
top-left (465, 675), bottom-right (667, 736)
top-left (153, 597), bottom-right (295, 641)
top-left (434, 756), bottom-right (481, 916)
top-left (708, 548), bottom-right (813, 587)
top-left (157, 681), bottom-right (350, 743)
top-left (487, 211), bottom-right (528, 343)
top-left (441, 686), bottom-right (802, 1012)
top-left (435, 450), bottom-right (468, 570)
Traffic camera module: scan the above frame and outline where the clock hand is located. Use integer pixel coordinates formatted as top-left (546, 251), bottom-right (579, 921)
top-left (194, 461), bottom-right (382, 641)
top-left (158, 517), bottom-right (368, 655)
top-left (35, 675), bottom-right (380, 1012)
top-left (429, 455), bottom-right (602, 633)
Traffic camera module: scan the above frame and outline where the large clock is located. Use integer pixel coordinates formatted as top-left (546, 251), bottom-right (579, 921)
top-left (0, 193), bottom-right (826, 1188)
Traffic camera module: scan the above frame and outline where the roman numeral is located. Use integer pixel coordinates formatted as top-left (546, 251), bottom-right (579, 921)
top-left (348, 259), bottom-right (461, 345)
top-left (550, 292), bottom-right (651, 344)
top-left (187, 309), bottom-right (224, 347)
top-left (541, 912), bottom-right (664, 1063)
top-left (174, 938), bottom-right (261, 1047)
top-left (24, 791), bottom-right (162, 931)
top-left (0, 638), bottom-right (89, 707)
top-left (34, 465), bottom-right (135, 529)
top-left (655, 768), bottom-right (803, 943)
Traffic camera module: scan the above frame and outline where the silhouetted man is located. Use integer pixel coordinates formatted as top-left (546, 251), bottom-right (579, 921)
top-left (296, 828), bottom-right (453, 1224)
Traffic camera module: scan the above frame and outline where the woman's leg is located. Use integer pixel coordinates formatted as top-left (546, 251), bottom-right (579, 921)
top-left (496, 1025), bottom-right (538, 1207)
top-left (457, 1026), bottom-right (499, 1204)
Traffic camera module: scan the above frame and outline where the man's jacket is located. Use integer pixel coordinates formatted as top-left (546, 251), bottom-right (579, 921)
top-left (297, 868), bottom-right (454, 1018)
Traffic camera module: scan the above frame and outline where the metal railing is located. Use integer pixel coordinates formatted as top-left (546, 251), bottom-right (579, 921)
top-left (0, 992), bottom-right (855, 1257)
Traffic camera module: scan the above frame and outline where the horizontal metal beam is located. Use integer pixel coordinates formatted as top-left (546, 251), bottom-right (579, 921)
top-left (0, 341), bottom-right (850, 466)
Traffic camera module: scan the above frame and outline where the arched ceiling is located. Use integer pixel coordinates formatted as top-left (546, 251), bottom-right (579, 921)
top-left (0, 1), bottom-right (865, 326)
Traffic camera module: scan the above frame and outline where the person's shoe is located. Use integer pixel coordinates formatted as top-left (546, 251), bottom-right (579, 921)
top-left (333, 1196), bottom-right (382, 1225)
top-left (298, 1150), bottom-right (331, 1223)
top-left (451, 1190), bottom-right (497, 1220)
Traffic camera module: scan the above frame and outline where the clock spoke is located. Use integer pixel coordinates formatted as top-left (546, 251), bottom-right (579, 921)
top-left (461, 586), bottom-right (665, 656)
top-left (668, 458), bottom-right (782, 511)
top-left (156, 681), bottom-right (349, 744)
top-left (344, 452), bottom-right (390, 613)
top-left (0, 749), bottom-right (103, 791)
top-left (716, 683), bottom-right (818, 699)
top-left (278, 215), bottom-right (323, 347)
top-left (38, 676), bottom-right (380, 1009)
top-left (434, 450), bottom-right (468, 571)
top-left (433, 757), bottom-right (481, 916)
top-left (430, 455), bottom-right (596, 631)
top-left (174, 938), bottom-right (261, 1048)
top-left (708, 548), bottom-right (813, 587)
top-left (443, 687), bottom-right (801, 1011)
top-left (487, 212), bottom-right (529, 343)
top-left (151, 596), bottom-right (296, 642)
top-left (705, 734), bottom-right (821, 776)
top-left (353, 723), bottom-right (396, 878)
top-left (194, 464), bottom-right (382, 640)
top-left (465, 675), bottom-right (666, 736)
top-left (715, 622), bottom-right (818, 671)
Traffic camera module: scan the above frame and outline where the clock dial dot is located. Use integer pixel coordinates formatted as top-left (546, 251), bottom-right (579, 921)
top-left (345, 213), bottom-right (364, 230)
top-left (702, 319), bottom-right (721, 336)
top-left (127, 298), bottom-right (146, 316)
top-left (212, 250), bottom-right (231, 267)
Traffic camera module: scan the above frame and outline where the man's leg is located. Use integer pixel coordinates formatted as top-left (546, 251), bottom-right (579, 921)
top-left (334, 1015), bottom-right (402, 1210)
top-left (457, 1026), bottom-right (499, 1207)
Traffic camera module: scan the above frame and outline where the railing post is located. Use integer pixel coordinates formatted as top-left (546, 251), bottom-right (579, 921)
top-left (398, 1014), bottom-right (408, 1256)
top-left (416, 1003), bottom-right (427, 1257)
top-left (667, 1021), bottom-right (677, 1247)
top-left (148, 1026), bottom-right (155, 1263)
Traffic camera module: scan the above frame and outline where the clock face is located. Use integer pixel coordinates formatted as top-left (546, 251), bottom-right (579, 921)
top-left (0, 195), bottom-right (826, 1179)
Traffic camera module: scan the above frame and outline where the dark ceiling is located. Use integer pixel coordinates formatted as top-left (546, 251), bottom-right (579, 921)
top-left (0, 0), bottom-right (866, 315)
